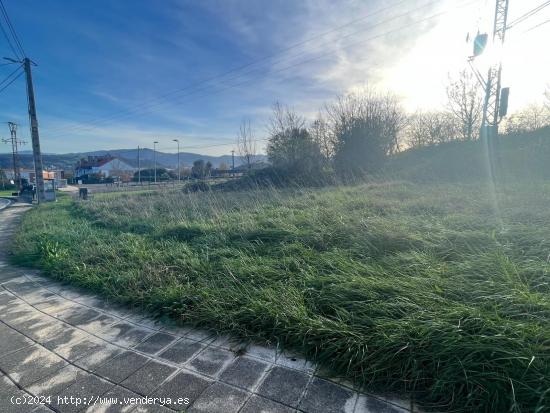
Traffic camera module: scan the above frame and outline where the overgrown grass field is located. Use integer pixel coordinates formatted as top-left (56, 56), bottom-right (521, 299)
top-left (11, 182), bottom-right (550, 412)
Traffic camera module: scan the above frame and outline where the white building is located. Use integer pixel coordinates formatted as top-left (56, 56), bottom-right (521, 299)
top-left (74, 156), bottom-right (135, 181)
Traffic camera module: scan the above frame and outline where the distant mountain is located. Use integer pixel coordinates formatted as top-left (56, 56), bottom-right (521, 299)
top-left (0, 149), bottom-right (267, 171)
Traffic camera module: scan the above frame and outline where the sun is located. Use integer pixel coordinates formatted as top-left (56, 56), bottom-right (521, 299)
top-left (380, 0), bottom-right (550, 113)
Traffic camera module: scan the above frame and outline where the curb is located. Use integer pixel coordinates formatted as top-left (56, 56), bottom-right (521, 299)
top-left (0, 198), bottom-right (13, 210)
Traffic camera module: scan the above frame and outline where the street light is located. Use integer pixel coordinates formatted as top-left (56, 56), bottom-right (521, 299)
top-left (173, 139), bottom-right (180, 182)
top-left (153, 141), bottom-right (158, 184)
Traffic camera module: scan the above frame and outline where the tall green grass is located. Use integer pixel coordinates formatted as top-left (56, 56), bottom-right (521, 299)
top-left (11, 181), bottom-right (550, 412)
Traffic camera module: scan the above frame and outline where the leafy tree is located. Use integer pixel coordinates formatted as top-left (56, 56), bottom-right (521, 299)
top-left (267, 103), bottom-right (323, 177)
top-left (133, 168), bottom-right (174, 182)
top-left (190, 160), bottom-right (213, 178)
top-left (327, 89), bottom-right (405, 177)
top-left (205, 161), bottom-right (213, 177)
top-left (268, 128), bottom-right (323, 176)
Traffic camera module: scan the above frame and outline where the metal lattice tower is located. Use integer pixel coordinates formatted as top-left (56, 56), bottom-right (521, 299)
top-left (482, 0), bottom-right (510, 130)
top-left (2, 122), bottom-right (26, 190)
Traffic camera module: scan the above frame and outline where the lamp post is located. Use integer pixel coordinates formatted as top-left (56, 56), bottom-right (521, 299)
top-left (173, 139), bottom-right (180, 182)
top-left (153, 141), bottom-right (158, 184)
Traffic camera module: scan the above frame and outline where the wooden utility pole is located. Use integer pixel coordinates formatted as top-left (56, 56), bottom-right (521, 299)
top-left (137, 146), bottom-right (141, 184)
top-left (173, 139), bottom-right (180, 182)
top-left (23, 57), bottom-right (45, 203)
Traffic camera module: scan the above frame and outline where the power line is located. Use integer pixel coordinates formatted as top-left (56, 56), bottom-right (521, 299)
top-left (0, 0), bottom-right (25, 57)
top-left (44, 0), bottom-right (412, 135)
top-left (0, 68), bottom-right (23, 94)
top-left (507, 0), bottom-right (550, 30)
top-left (0, 15), bottom-right (19, 59)
top-left (48, 0), bottom-right (475, 141)
top-left (0, 63), bottom-right (22, 87)
top-left (48, 0), bottom-right (475, 138)
top-left (523, 17), bottom-right (550, 32)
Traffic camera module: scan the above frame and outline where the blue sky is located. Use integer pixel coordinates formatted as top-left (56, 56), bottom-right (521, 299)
top-left (1, 0), bottom-right (549, 155)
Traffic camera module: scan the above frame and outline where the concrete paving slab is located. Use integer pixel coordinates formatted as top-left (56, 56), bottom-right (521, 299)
top-left (158, 338), bottom-right (204, 364)
top-left (188, 382), bottom-right (248, 413)
top-left (257, 366), bottom-right (309, 408)
top-left (120, 360), bottom-right (176, 396)
top-left (241, 395), bottom-right (296, 413)
top-left (52, 374), bottom-right (114, 413)
top-left (0, 290), bottom-right (19, 307)
top-left (187, 346), bottom-right (234, 377)
top-left (83, 385), bottom-right (140, 413)
top-left (78, 314), bottom-right (119, 335)
top-left (54, 336), bottom-right (106, 362)
top-left (27, 364), bottom-right (86, 397)
top-left (42, 326), bottom-right (91, 351)
top-left (93, 351), bottom-right (150, 383)
top-left (0, 323), bottom-right (34, 357)
top-left (131, 403), bottom-right (174, 412)
top-left (56, 306), bottom-right (102, 326)
top-left (12, 314), bottom-right (62, 339)
top-left (0, 344), bottom-right (68, 387)
top-left (298, 377), bottom-right (356, 413)
top-left (184, 328), bottom-right (216, 343)
top-left (276, 350), bottom-right (316, 374)
top-left (244, 343), bottom-right (278, 363)
top-left (98, 322), bottom-right (153, 347)
top-left (30, 405), bottom-right (57, 412)
top-left (73, 344), bottom-right (123, 370)
top-left (34, 296), bottom-right (75, 312)
top-left (219, 356), bottom-right (269, 391)
top-left (0, 374), bottom-right (35, 413)
top-left (133, 332), bottom-right (176, 355)
top-left (151, 370), bottom-right (210, 409)
top-left (355, 395), bottom-right (409, 413)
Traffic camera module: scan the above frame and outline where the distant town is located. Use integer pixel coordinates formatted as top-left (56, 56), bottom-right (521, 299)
top-left (0, 149), bottom-right (269, 189)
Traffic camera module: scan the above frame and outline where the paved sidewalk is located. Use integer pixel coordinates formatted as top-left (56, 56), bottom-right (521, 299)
top-left (0, 206), bottom-right (415, 413)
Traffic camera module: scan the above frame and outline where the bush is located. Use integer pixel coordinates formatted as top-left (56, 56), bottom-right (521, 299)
top-left (182, 181), bottom-right (211, 193)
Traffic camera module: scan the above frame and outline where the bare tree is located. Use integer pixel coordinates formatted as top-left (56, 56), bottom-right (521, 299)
top-left (310, 113), bottom-right (334, 162)
top-left (406, 111), bottom-right (461, 148)
top-left (446, 70), bottom-right (483, 141)
top-left (237, 118), bottom-right (257, 171)
top-left (545, 86), bottom-right (550, 110)
top-left (504, 103), bottom-right (550, 134)
top-left (267, 101), bottom-right (306, 137)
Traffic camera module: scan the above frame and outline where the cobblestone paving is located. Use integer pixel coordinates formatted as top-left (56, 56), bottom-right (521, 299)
top-left (0, 205), bottom-right (417, 413)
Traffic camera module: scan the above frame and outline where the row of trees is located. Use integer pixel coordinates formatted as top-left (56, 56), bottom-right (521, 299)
top-left (236, 73), bottom-right (550, 180)
top-left (239, 92), bottom-right (406, 179)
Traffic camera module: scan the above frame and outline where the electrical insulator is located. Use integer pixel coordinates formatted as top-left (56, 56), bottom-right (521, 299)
top-left (473, 33), bottom-right (488, 57)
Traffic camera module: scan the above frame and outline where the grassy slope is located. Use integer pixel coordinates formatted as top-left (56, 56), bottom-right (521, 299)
top-left (386, 126), bottom-right (550, 182)
top-left (11, 181), bottom-right (550, 412)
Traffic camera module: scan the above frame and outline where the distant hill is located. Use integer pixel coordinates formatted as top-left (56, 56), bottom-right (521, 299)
top-left (0, 148), bottom-right (267, 171)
